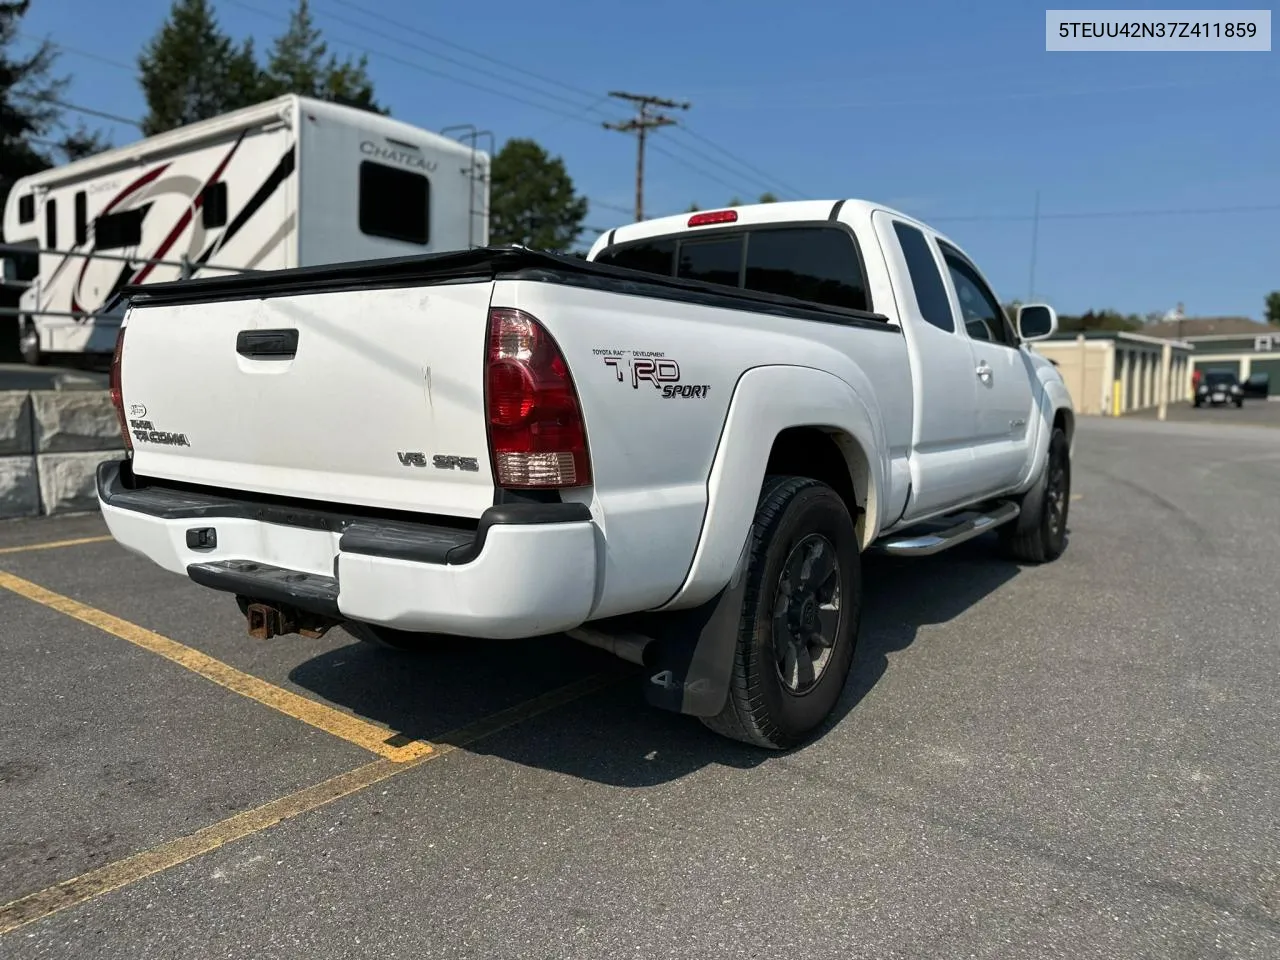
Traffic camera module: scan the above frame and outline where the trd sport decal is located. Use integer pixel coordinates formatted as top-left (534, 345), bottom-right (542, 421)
top-left (594, 348), bottom-right (711, 399)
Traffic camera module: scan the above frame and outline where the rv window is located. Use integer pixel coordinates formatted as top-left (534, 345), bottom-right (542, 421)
top-left (75, 191), bottom-right (87, 246)
top-left (18, 194), bottom-right (34, 224)
top-left (44, 198), bottom-right (57, 251)
top-left (359, 161), bottom-right (429, 245)
top-left (201, 182), bottom-right (228, 229)
top-left (95, 209), bottom-right (143, 250)
top-left (7, 240), bottom-right (37, 282)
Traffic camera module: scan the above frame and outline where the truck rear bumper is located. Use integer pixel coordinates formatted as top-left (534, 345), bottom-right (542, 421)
top-left (96, 460), bottom-right (599, 639)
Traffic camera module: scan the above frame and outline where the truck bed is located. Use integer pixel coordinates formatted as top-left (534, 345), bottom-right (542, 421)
top-left (111, 242), bottom-right (911, 624)
top-left (123, 245), bottom-right (895, 330)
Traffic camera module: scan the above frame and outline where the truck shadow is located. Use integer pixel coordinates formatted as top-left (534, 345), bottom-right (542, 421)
top-left (287, 535), bottom-right (1024, 788)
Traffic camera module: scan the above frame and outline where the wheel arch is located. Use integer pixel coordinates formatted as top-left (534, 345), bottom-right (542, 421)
top-left (765, 425), bottom-right (878, 551)
top-left (657, 364), bottom-right (889, 612)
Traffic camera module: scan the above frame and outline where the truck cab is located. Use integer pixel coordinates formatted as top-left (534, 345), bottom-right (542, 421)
top-left (588, 200), bottom-right (1070, 530)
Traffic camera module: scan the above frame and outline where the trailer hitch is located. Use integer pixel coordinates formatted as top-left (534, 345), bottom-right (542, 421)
top-left (244, 601), bottom-right (338, 640)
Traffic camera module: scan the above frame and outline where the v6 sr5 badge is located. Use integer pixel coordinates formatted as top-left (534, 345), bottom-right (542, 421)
top-left (601, 354), bottom-right (710, 399)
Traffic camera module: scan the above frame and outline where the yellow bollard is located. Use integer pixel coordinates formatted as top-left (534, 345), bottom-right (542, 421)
top-left (1112, 380), bottom-right (1122, 416)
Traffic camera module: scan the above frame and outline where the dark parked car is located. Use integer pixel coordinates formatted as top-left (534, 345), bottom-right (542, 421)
top-left (1240, 372), bottom-right (1270, 400)
top-left (1195, 371), bottom-right (1244, 408)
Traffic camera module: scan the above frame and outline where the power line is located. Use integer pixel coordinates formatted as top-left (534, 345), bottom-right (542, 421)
top-left (322, 0), bottom-right (609, 111)
top-left (671, 124), bottom-right (806, 200)
top-left (930, 203), bottom-right (1280, 223)
top-left (10, 91), bottom-right (143, 129)
top-left (646, 140), bottom-right (762, 199)
top-left (603, 92), bottom-right (689, 222)
top-left (16, 32), bottom-right (135, 73)
top-left (649, 133), bottom-right (783, 200)
top-left (222, 0), bottom-right (617, 129)
top-left (587, 197), bottom-right (636, 216)
top-left (28, 7), bottom-right (803, 216)
top-left (304, 2), bottom-right (797, 208)
top-left (309, 2), bottom-right (608, 119)
top-left (329, 0), bottom-right (809, 204)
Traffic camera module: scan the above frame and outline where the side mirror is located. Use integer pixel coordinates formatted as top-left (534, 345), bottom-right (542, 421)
top-left (1017, 303), bottom-right (1057, 342)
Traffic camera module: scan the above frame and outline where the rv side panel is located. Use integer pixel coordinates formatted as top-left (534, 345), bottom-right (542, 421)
top-left (295, 107), bottom-right (480, 268)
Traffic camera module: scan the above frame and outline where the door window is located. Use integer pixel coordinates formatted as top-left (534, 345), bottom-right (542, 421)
top-left (939, 245), bottom-right (1017, 348)
top-left (892, 222), bottom-right (955, 333)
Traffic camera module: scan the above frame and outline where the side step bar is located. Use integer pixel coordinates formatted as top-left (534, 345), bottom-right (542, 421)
top-left (872, 500), bottom-right (1021, 557)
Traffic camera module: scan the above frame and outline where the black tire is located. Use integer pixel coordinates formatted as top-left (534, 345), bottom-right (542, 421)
top-left (700, 475), bottom-right (862, 750)
top-left (1234, 399), bottom-right (1243, 408)
top-left (342, 621), bottom-right (448, 652)
top-left (1000, 426), bottom-right (1070, 564)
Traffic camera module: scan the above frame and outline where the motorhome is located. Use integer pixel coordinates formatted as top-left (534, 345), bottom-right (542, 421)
top-left (1, 94), bottom-right (490, 366)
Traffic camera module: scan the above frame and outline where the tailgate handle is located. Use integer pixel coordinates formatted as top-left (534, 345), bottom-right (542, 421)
top-left (236, 328), bottom-right (299, 359)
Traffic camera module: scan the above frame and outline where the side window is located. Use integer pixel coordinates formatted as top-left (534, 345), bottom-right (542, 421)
top-left (594, 238), bottom-right (676, 276)
top-left (74, 192), bottom-right (87, 246)
top-left (892, 221), bottom-right (954, 332)
top-left (44, 197), bottom-right (57, 250)
top-left (743, 226), bottom-right (869, 311)
top-left (940, 247), bottom-right (1016, 348)
top-left (18, 194), bottom-right (34, 224)
top-left (677, 235), bottom-right (742, 287)
top-left (359, 161), bottom-right (429, 245)
top-left (95, 209), bottom-right (144, 250)
top-left (201, 182), bottom-right (228, 229)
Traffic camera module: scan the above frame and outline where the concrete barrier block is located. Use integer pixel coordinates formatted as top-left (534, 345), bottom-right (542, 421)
top-left (37, 450), bottom-right (120, 515)
top-left (0, 391), bottom-right (33, 455)
top-left (31, 390), bottom-right (121, 453)
top-left (0, 454), bottom-right (39, 519)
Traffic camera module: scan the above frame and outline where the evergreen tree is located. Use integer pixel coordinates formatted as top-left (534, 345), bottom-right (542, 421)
top-left (0, 1), bottom-right (109, 223)
top-left (489, 138), bottom-right (588, 251)
top-left (261, 0), bottom-right (383, 112)
top-left (138, 0), bottom-right (263, 136)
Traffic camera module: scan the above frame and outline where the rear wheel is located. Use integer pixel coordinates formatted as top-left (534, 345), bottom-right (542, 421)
top-left (1000, 426), bottom-right (1070, 564)
top-left (701, 475), bottom-right (861, 750)
top-left (342, 622), bottom-right (449, 652)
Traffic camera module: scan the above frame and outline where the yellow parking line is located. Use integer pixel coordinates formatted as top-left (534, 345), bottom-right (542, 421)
top-left (0, 570), bottom-right (432, 763)
top-left (0, 535), bottom-right (114, 556)
top-left (0, 672), bottom-right (614, 937)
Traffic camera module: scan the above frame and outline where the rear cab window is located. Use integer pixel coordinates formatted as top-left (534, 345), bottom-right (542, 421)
top-left (594, 224), bottom-right (871, 314)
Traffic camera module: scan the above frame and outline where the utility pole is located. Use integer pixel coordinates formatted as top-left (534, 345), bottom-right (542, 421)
top-left (603, 91), bottom-right (690, 221)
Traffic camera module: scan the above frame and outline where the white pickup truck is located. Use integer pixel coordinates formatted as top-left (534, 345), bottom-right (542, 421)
top-left (98, 199), bottom-right (1075, 749)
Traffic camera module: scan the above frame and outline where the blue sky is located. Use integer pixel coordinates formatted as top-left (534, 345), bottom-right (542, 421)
top-left (19, 0), bottom-right (1280, 320)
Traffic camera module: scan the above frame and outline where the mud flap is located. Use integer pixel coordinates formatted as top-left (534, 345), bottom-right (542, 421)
top-left (596, 529), bottom-right (753, 718)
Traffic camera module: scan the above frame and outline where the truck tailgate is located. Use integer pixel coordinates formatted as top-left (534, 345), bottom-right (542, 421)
top-left (119, 281), bottom-right (498, 518)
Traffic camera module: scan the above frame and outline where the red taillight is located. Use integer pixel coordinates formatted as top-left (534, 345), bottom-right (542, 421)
top-left (485, 307), bottom-right (591, 489)
top-left (688, 209), bottom-right (738, 227)
top-left (108, 324), bottom-right (132, 454)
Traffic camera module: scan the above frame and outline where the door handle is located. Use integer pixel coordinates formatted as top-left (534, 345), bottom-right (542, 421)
top-left (236, 328), bottom-right (298, 359)
top-left (975, 361), bottom-right (992, 383)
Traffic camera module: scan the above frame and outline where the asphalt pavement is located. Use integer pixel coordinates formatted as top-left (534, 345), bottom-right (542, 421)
top-left (1, 416), bottom-right (1277, 958)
